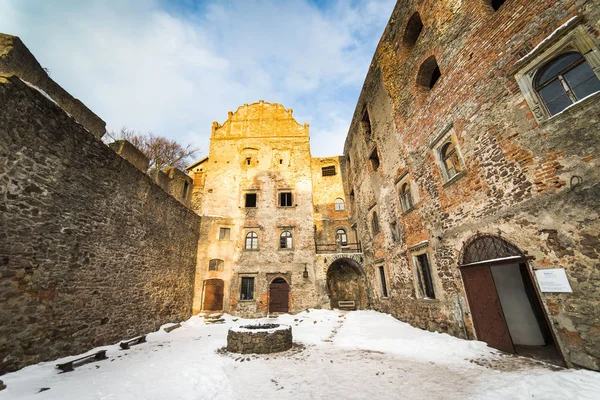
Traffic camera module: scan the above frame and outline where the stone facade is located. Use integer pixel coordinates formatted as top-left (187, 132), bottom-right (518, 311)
top-left (0, 75), bottom-right (200, 374)
top-left (342, 0), bottom-right (600, 370)
top-left (227, 324), bottom-right (293, 354)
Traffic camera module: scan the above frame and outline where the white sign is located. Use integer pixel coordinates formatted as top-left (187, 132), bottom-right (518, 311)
top-left (535, 268), bottom-right (573, 293)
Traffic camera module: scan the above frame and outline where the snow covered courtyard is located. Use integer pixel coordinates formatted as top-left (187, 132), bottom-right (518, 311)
top-left (1, 310), bottom-right (599, 400)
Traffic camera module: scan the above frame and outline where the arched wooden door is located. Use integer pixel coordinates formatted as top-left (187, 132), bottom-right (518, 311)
top-left (269, 278), bottom-right (289, 313)
top-left (203, 279), bottom-right (224, 311)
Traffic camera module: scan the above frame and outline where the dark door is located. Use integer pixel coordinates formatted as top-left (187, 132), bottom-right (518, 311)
top-left (203, 279), bottom-right (224, 311)
top-left (461, 265), bottom-right (515, 353)
top-left (269, 278), bottom-right (289, 313)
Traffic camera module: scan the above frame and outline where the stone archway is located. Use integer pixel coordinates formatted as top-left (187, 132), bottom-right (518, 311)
top-left (326, 258), bottom-right (366, 310)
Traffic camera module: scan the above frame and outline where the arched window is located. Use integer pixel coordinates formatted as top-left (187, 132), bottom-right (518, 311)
top-left (371, 212), bottom-right (380, 234)
top-left (334, 198), bottom-right (345, 211)
top-left (208, 259), bottom-right (224, 271)
top-left (245, 232), bottom-right (258, 250)
top-left (417, 56), bottom-right (441, 89)
top-left (336, 228), bottom-right (348, 245)
top-left (491, 0), bottom-right (505, 11)
top-left (403, 12), bottom-right (423, 46)
top-left (280, 231), bottom-right (293, 249)
top-left (440, 141), bottom-right (462, 179)
top-left (535, 52), bottom-right (600, 116)
top-left (400, 182), bottom-right (414, 212)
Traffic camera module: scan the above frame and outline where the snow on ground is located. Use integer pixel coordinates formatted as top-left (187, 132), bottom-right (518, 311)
top-left (1, 310), bottom-right (599, 400)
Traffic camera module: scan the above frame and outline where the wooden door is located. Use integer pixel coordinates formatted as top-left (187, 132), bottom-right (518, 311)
top-left (461, 265), bottom-right (515, 353)
top-left (203, 279), bottom-right (224, 311)
top-left (269, 278), bottom-right (289, 313)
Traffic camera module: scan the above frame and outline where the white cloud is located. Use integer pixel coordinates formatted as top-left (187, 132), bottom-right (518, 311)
top-left (0, 0), bottom-right (394, 158)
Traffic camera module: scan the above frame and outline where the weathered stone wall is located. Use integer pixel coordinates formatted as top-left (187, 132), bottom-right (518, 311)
top-left (0, 75), bottom-right (200, 374)
top-left (343, 0), bottom-right (600, 370)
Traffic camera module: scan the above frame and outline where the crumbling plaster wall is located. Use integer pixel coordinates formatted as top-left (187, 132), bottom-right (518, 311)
top-left (343, 0), bottom-right (600, 369)
top-left (0, 75), bottom-right (200, 374)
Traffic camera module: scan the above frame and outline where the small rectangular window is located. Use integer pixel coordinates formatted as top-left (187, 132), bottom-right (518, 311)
top-left (378, 266), bottom-right (388, 297)
top-left (415, 254), bottom-right (435, 299)
top-left (219, 227), bottom-right (231, 240)
top-left (322, 166), bottom-right (336, 176)
top-left (245, 193), bottom-right (257, 207)
top-left (208, 259), bottom-right (223, 271)
top-left (246, 157), bottom-right (251, 165)
top-left (279, 192), bottom-right (293, 207)
top-left (240, 277), bottom-right (254, 300)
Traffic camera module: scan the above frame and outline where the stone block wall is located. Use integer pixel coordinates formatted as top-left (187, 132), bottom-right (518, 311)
top-left (0, 75), bottom-right (200, 374)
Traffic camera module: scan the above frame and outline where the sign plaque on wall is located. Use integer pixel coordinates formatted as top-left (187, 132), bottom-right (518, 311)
top-left (535, 268), bottom-right (573, 293)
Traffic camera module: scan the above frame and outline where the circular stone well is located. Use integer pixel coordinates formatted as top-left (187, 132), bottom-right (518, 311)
top-left (227, 323), bottom-right (292, 354)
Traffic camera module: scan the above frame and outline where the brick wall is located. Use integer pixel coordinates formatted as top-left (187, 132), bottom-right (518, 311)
top-left (0, 75), bottom-right (200, 374)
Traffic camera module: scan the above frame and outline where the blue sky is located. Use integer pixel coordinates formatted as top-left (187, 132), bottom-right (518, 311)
top-left (0, 0), bottom-right (395, 158)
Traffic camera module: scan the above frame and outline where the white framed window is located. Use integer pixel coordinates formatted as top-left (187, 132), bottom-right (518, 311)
top-left (280, 231), bottom-right (293, 249)
top-left (335, 228), bottom-right (348, 246)
top-left (334, 198), bottom-right (345, 211)
top-left (245, 232), bottom-right (258, 250)
top-left (218, 227), bottom-right (231, 240)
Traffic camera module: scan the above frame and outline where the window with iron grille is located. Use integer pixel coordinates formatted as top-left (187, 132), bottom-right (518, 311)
top-left (208, 259), bottom-right (223, 271)
top-left (415, 254), bottom-right (435, 299)
top-left (280, 231), bottom-right (293, 249)
top-left (219, 227), bottom-right (230, 240)
top-left (378, 266), bottom-right (388, 297)
top-left (322, 166), bottom-right (336, 176)
top-left (245, 232), bottom-right (258, 250)
top-left (240, 277), bottom-right (254, 300)
top-left (245, 193), bottom-right (257, 207)
top-left (279, 192), bottom-right (293, 207)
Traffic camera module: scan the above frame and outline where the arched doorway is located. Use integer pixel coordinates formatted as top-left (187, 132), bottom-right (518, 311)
top-left (459, 235), bottom-right (563, 365)
top-left (269, 278), bottom-right (289, 313)
top-left (202, 279), bottom-right (224, 311)
top-left (326, 258), bottom-right (366, 310)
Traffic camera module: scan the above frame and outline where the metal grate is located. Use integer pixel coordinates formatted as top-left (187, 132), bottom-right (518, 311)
top-left (461, 235), bottom-right (522, 265)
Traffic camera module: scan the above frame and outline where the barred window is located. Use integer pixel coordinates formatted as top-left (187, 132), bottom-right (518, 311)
top-left (322, 166), bottom-right (336, 176)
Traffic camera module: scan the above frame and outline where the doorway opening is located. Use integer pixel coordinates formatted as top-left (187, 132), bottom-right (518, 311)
top-left (202, 279), bottom-right (224, 312)
top-left (326, 258), bottom-right (366, 310)
top-left (459, 235), bottom-right (563, 366)
top-left (269, 277), bottom-right (289, 313)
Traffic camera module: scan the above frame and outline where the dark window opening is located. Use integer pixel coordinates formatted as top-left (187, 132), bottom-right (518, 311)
top-left (322, 166), bottom-right (336, 176)
top-left (336, 229), bottom-right (348, 246)
top-left (371, 211), bottom-right (380, 234)
top-left (240, 277), bottom-right (255, 300)
top-left (245, 232), bottom-right (258, 249)
top-left (415, 254), bottom-right (435, 299)
top-left (378, 266), bottom-right (389, 297)
top-left (361, 107), bottom-right (372, 139)
top-left (535, 52), bottom-right (600, 116)
top-left (400, 182), bottom-right (414, 212)
top-left (246, 157), bottom-right (251, 165)
top-left (208, 259), bottom-right (224, 271)
top-left (369, 148), bottom-right (380, 170)
top-left (182, 181), bottom-right (189, 198)
top-left (417, 56), bottom-right (441, 89)
top-left (279, 192), bottom-right (293, 207)
top-left (245, 193), bottom-right (257, 207)
top-left (390, 221), bottom-right (399, 242)
top-left (403, 12), bottom-right (423, 46)
top-left (279, 159), bottom-right (283, 164)
top-left (280, 231), bottom-right (293, 249)
top-left (219, 227), bottom-right (230, 240)
top-left (491, 0), bottom-right (505, 11)
top-left (349, 189), bottom-right (355, 202)
top-left (440, 141), bottom-right (463, 179)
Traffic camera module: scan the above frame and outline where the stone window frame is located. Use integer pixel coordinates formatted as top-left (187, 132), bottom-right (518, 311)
top-left (279, 230), bottom-right (293, 250)
top-left (334, 198), bottom-right (345, 211)
top-left (409, 242), bottom-right (438, 301)
top-left (218, 227), bottom-right (231, 240)
top-left (208, 259), bottom-right (224, 272)
top-left (244, 231), bottom-right (259, 251)
top-left (322, 165), bottom-right (336, 176)
top-left (243, 191), bottom-right (258, 208)
top-left (277, 190), bottom-right (295, 208)
top-left (370, 206), bottom-right (380, 235)
top-left (376, 263), bottom-right (389, 298)
top-left (395, 172), bottom-right (418, 214)
top-left (239, 275), bottom-right (256, 302)
top-left (429, 124), bottom-right (466, 186)
top-left (512, 19), bottom-right (600, 124)
top-left (335, 227), bottom-right (348, 246)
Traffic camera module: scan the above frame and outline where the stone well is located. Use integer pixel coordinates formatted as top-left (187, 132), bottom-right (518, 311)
top-left (227, 324), bottom-right (292, 354)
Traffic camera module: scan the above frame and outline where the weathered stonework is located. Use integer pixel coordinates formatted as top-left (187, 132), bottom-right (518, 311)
top-left (227, 324), bottom-right (293, 354)
top-left (0, 75), bottom-right (200, 374)
top-left (343, 0), bottom-right (600, 370)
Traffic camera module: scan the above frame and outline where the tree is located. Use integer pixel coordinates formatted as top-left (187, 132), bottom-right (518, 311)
top-left (111, 127), bottom-right (199, 171)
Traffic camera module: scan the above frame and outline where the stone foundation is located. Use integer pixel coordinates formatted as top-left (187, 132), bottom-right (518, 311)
top-left (227, 324), bottom-right (292, 354)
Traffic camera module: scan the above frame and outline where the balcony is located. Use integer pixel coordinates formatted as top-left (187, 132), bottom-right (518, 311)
top-left (315, 242), bottom-right (362, 254)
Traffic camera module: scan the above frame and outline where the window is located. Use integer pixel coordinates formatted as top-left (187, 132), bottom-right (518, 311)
top-left (399, 182), bottom-right (414, 212)
top-left (245, 193), bottom-right (257, 208)
top-left (390, 221), bottom-right (400, 242)
top-left (279, 192), bottom-right (293, 207)
top-left (349, 189), bottom-right (355, 202)
top-left (440, 141), bottom-right (463, 180)
top-left (371, 211), bottom-right (380, 234)
top-left (415, 254), bottom-right (435, 299)
top-left (369, 148), bottom-right (380, 171)
top-left (322, 166), bottom-right (336, 176)
top-left (240, 277), bottom-right (254, 300)
top-left (208, 259), bottom-right (223, 271)
top-left (183, 181), bottom-right (189, 198)
top-left (245, 157), bottom-right (251, 165)
top-left (378, 266), bottom-right (389, 297)
top-left (403, 12), bottom-right (423, 46)
top-left (218, 227), bottom-right (230, 240)
top-left (336, 229), bottom-right (348, 246)
top-left (535, 52), bottom-right (600, 116)
top-left (280, 231), bottom-right (293, 249)
top-left (417, 56), bottom-right (441, 89)
top-left (334, 198), bottom-right (345, 211)
top-left (361, 107), bottom-right (371, 139)
top-left (245, 232), bottom-right (258, 250)
top-left (491, 0), bottom-right (505, 11)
